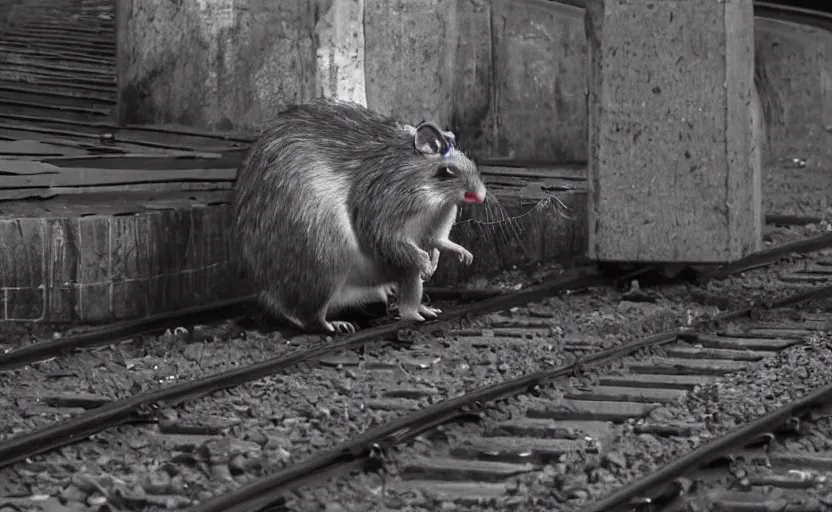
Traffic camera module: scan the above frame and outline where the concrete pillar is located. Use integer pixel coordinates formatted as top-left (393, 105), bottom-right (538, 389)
top-left (363, 0), bottom-right (458, 126)
top-left (116, 0), bottom-right (461, 132)
top-left (315, 0), bottom-right (367, 106)
top-left (585, 0), bottom-right (762, 264)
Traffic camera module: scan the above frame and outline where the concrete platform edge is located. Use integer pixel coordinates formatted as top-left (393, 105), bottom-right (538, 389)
top-left (0, 188), bottom-right (587, 324)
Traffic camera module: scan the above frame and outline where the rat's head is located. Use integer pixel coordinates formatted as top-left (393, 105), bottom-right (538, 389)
top-left (410, 121), bottom-right (487, 206)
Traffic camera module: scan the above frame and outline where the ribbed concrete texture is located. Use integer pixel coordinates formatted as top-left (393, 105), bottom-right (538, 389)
top-left (585, 0), bottom-right (762, 264)
top-left (432, 178), bottom-right (587, 285)
top-left (116, 0), bottom-right (317, 132)
top-left (0, 197), bottom-right (243, 323)
top-left (116, 0), bottom-right (832, 166)
top-left (754, 16), bottom-right (832, 168)
top-left (0, 184), bottom-right (586, 324)
top-left (115, 0), bottom-right (592, 161)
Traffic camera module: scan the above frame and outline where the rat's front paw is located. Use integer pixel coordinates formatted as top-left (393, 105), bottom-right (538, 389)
top-left (429, 248), bottom-right (440, 275)
top-left (417, 250), bottom-right (435, 281)
top-left (453, 246), bottom-right (474, 265)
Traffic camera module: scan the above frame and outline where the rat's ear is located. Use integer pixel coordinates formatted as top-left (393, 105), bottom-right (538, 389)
top-left (414, 122), bottom-right (449, 156)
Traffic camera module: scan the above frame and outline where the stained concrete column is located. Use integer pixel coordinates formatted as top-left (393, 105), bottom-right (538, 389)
top-left (117, 0), bottom-right (469, 133)
top-left (116, 0), bottom-right (368, 132)
top-left (585, 0), bottom-right (762, 263)
top-left (315, 0), bottom-right (367, 106)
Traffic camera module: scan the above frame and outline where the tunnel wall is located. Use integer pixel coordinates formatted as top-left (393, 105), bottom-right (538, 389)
top-left (755, 17), bottom-right (832, 168)
top-left (118, 0), bottom-right (832, 166)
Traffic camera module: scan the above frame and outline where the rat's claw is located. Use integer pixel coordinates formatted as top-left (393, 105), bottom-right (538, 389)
top-left (461, 249), bottom-right (474, 265)
top-left (329, 321), bottom-right (357, 334)
top-left (418, 305), bottom-right (441, 319)
top-left (453, 246), bottom-right (474, 265)
top-left (398, 309), bottom-right (426, 322)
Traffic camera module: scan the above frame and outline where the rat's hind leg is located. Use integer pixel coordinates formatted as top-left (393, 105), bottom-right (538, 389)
top-left (328, 284), bottom-right (390, 321)
top-left (258, 290), bottom-right (306, 330)
top-left (329, 321), bottom-right (357, 333)
top-left (329, 285), bottom-right (389, 314)
top-left (286, 204), bottom-right (364, 334)
top-left (298, 290), bottom-right (361, 335)
top-left (315, 314), bottom-right (358, 334)
top-left (267, 271), bottom-right (354, 334)
top-left (287, 299), bottom-right (358, 334)
top-left (397, 273), bottom-right (440, 322)
top-left (286, 309), bottom-right (356, 334)
top-left (326, 248), bottom-right (394, 322)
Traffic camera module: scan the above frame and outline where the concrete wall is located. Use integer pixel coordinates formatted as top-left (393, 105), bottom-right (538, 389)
top-left (118, 0), bottom-right (832, 165)
top-left (363, 0), bottom-right (458, 126)
top-left (0, 0), bottom-right (24, 28)
top-left (491, 1), bottom-right (587, 161)
top-left (755, 17), bottom-right (832, 168)
top-left (362, 0), bottom-right (588, 162)
top-left (117, 0), bottom-right (318, 131)
top-left (116, 0), bottom-right (588, 161)
top-left (585, 0), bottom-right (761, 264)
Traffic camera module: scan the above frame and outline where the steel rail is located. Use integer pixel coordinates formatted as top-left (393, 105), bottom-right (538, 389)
top-left (0, 286), bottom-right (501, 372)
top-left (0, 271), bottom-right (605, 470)
top-left (582, 328), bottom-right (832, 511)
top-left (189, 281), bottom-right (832, 512)
top-left (0, 296), bottom-right (255, 371)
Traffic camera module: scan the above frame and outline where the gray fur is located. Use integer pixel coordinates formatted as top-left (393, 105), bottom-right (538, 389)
top-left (232, 98), bottom-right (487, 333)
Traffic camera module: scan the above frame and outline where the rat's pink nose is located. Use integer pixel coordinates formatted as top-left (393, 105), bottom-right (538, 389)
top-left (464, 192), bottom-right (484, 204)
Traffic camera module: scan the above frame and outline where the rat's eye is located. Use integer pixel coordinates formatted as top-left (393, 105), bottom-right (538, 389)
top-left (436, 166), bottom-right (456, 179)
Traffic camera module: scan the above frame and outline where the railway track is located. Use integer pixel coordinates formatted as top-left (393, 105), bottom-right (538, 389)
top-left (0, 270), bottom-right (605, 510)
top-left (583, 343), bottom-right (832, 512)
top-left (0, 233), bottom-right (830, 511)
top-left (188, 284), bottom-right (832, 512)
top-left (381, 310), bottom-right (832, 512)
